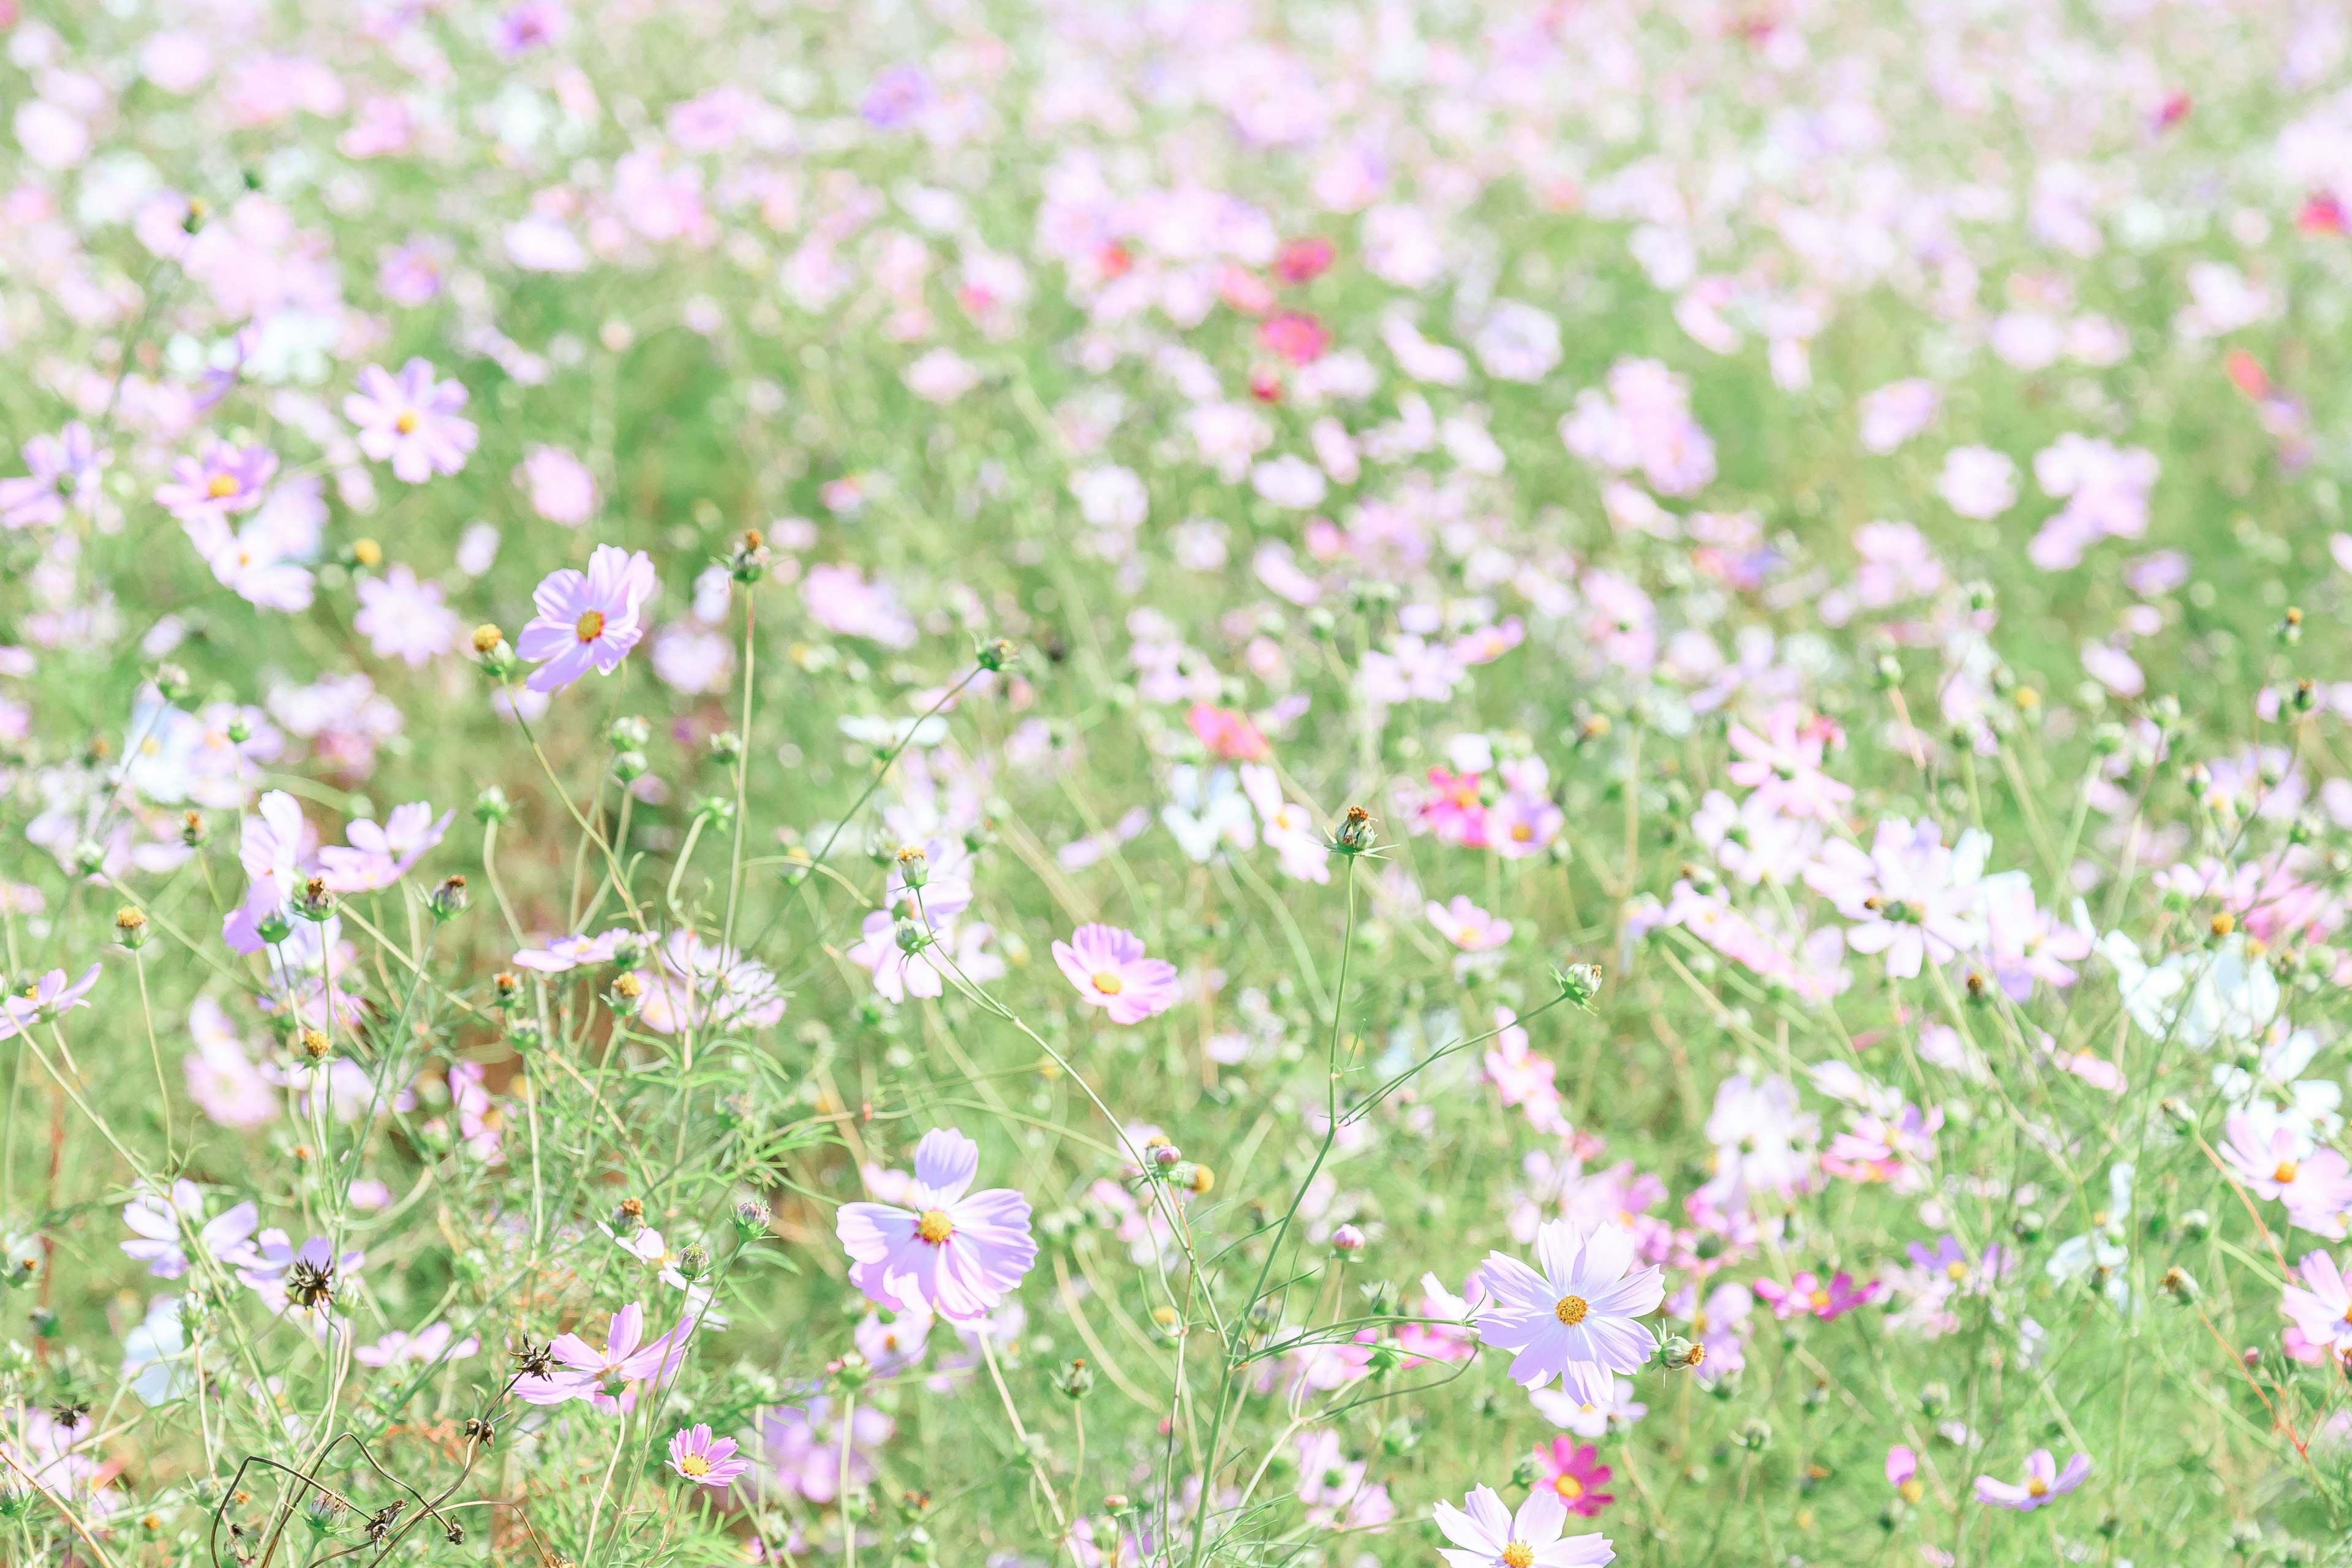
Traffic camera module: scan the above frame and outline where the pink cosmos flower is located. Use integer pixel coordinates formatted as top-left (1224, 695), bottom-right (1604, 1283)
top-left (222, 790), bottom-right (306, 954)
top-left (1054, 924), bottom-right (1181, 1025)
top-left (2283, 1250), bottom-right (2352, 1362)
top-left (184, 997), bottom-right (278, 1129)
top-left (835, 1128), bottom-right (1037, 1322)
top-left (1294, 1428), bottom-right (1394, 1531)
top-left (1430, 895), bottom-right (1513, 952)
top-left (353, 565), bottom-right (461, 667)
top-left (517, 445), bottom-right (598, 526)
top-left (1538, 1438), bottom-right (1615, 1517)
top-left (1431, 1484), bottom-right (1615, 1568)
top-left (1978, 871), bottom-right (2092, 998)
top-left (0, 423), bottom-right (107, 529)
top-left (1475, 1221), bottom-right (1663, 1403)
top-left (1804, 818), bottom-right (1989, 979)
top-left (514, 1303), bottom-right (696, 1412)
top-left (354, 1322), bottom-right (478, 1367)
top-left (517, 545), bottom-right (658, 693)
top-left (510, 930), bottom-right (627, 974)
top-left (1822, 1104), bottom-right (1942, 1188)
top-left (1973, 1450), bottom-right (2089, 1510)
top-left (1887, 1446), bottom-right (1923, 1502)
top-left (1753, 1270), bottom-right (1882, 1321)
top-left (1187, 703), bottom-right (1270, 761)
top-left (316, 802), bottom-right (451, 893)
top-left (154, 443), bottom-right (277, 528)
top-left (666, 1423), bottom-right (752, 1490)
top-left (2220, 1115), bottom-right (2352, 1238)
top-left (1260, 310), bottom-right (1330, 365)
top-left (1725, 703), bottom-right (1852, 823)
top-left (0, 963), bottom-right (100, 1039)
top-left (761, 1397), bottom-right (891, 1501)
top-left (345, 359), bottom-right (478, 484)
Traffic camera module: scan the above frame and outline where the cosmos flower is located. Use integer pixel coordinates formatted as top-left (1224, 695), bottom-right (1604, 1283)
top-left (120, 1180), bottom-right (258, 1280)
top-left (1054, 924), bottom-right (1182, 1025)
top-left (2282, 1250), bottom-right (2352, 1361)
top-left (666, 1423), bottom-right (752, 1490)
top-left (517, 545), bottom-right (658, 693)
top-left (514, 1302), bottom-right (696, 1412)
top-left (1753, 1271), bottom-right (1882, 1322)
top-left (1973, 1450), bottom-right (2089, 1510)
top-left (316, 802), bottom-right (452, 894)
top-left (154, 443), bottom-right (277, 527)
top-left (1474, 1221), bottom-right (1663, 1402)
top-left (0, 423), bottom-right (107, 529)
top-left (1537, 1439), bottom-right (1615, 1517)
top-left (345, 359), bottom-right (478, 483)
top-left (1806, 818), bottom-right (1989, 979)
top-left (1431, 1485), bottom-right (1615, 1568)
top-left (835, 1128), bottom-right (1037, 1322)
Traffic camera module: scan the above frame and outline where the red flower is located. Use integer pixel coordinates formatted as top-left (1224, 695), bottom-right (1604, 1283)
top-left (1274, 236), bottom-right (1334, 284)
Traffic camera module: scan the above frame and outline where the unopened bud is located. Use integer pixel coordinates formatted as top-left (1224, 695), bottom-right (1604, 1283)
top-left (895, 846), bottom-right (929, 889)
top-left (1331, 1223), bottom-right (1366, 1256)
top-left (1331, 805), bottom-right (1377, 854)
top-left (609, 715), bottom-right (652, 750)
top-left (1555, 962), bottom-right (1605, 1007)
top-left (709, 729), bottom-right (744, 763)
top-left (1054, 1359), bottom-right (1094, 1401)
top-left (1659, 1335), bottom-right (1702, 1370)
top-left (2160, 1265), bottom-right (2200, 1303)
top-left (298, 1028), bottom-right (332, 1063)
top-left (976, 638), bottom-right (1017, 673)
top-left (473, 786), bottom-right (513, 824)
top-left (834, 1351), bottom-right (872, 1393)
top-left (181, 810), bottom-right (208, 846)
top-left (113, 906), bottom-right (149, 949)
top-left (428, 875), bottom-right (469, 921)
top-left (893, 916), bottom-right (932, 956)
top-left (153, 663), bottom-right (192, 703)
top-left (293, 876), bottom-right (336, 922)
top-left (733, 1197), bottom-right (772, 1239)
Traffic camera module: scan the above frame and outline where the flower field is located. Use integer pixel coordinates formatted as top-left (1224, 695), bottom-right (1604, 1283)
top-left (4, 1), bottom-right (2352, 1566)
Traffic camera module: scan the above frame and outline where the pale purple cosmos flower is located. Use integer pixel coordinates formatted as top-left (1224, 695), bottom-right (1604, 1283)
top-left (353, 565), bottom-right (461, 667)
top-left (1977, 870), bottom-right (2092, 998)
top-left (631, 931), bottom-right (785, 1033)
top-left (154, 443), bottom-right (277, 528)
top-left (494, 0), bottom-right (570, 55)
top-left (2283, 1250), bottom-right (2352, 1361)
top-left (1053, 924), bottom-right (1181, 1025)
top-left (345, 358), bottom-right (478, 484)
top-left (514, 1302), bottom-right (696, 1413)
top-left (355, 1322), bottom-right (477, 1367)
top-left (223, 790), bottom-right (306, 954)
top-left (517, 544), bottom-right (658, 693)
top-left (1804, 818), bottom-right (1989, 979)
top-left (1725, 702), bottom-right (1852, 823)
top-left (1431, 1483), bottom-right (1615, 1568)
top-left (240, 1232), bottom-right (364, 1318)
top-left (511, 930), bottom-right (628, 974)
top-left (0, 423), bottom-right (107, 529)
top-left (761, 1395), bottom-right (891, 1501)
top-left (516, 445), bottom-right (598, 525)
top-left (835, 1127), bottom-right (1036, 1322)
top-left (121, 1180), bottom-right (258, 1279)
top-left (1474, 1221), bottom-right (1663, 1403)
top-left (666, 1424), bottom-right (752, 1490)
top-left (317, 802), bottom-right (453, 894)
top-left (1973, 1450), bottom-right (2089, 1510)
top-left (2219, 1114), bottom-right (2352, 1238)
top-left (0, 965), bottom-right (103, 1038)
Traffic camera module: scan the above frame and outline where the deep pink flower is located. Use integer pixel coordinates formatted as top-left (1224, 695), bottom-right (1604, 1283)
top-left (154, 442), bottom-right (277, 527)
top-left (835, 1128), bottom-right (1036, 1322)
top-left (1275, 236), bottom-right (1335, 284)
top-left (1973, 1450), bottom-right (2089, 1510)
top-left (1260, 310), bottom-right (1330, 366)
top-left (1054, 924), bottom-right (1181, 1025)
top-left (666, 1423), bottom-right (752, 1490)
top-left (1887, 1446), bottom-right (1923, 1502)
top-left (1474, 1221), bottom-right (1663, 1403)
top-left (1187, 703), bottom-right (1270, 761)
top-left (1538, 1438), bottom-right (1615, 1517)
top-left (345, 358), bottom-right (478, 484)
top-left (1754, 1270), bottom-right (1880, 1321)
top-left (517, 545), bottom-right (658, 693)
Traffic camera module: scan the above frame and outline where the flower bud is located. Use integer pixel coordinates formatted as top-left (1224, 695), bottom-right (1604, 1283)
top-left (677, 1243), bottom-right (711, 1282)
top-left (493, 971), bottom-right (524, 1011)
top-left (609, 715), bottom-right (652, 750)
top-left (114, 906), bottom-right (149, 950)
top-left (1736, 1419), bottom-right (1773, 1450)
top-left (1331, 1223), bottom-right (1366, 1256)
top-left (2280, 606), bottom-right (2304, 646)
top-left (298, 1028), bottom-right (333, 1063)
top-left (895, 846), bottom-right (929, 889)
top-left (472, 625), bottom-right (517, 676)
top-left (709, 729), bottom-right (744, 764)
top-left (833, 1351), bottom-right (872, 1392)
top-left (733, 1197), bottom-right (772, 1239)
top-left (506, 1018), bottom-right (544, 1055)
top-left (1658, 1335), bottom-right (1702, 1370)
top-left (153, 663), bottom-right (192, 703)
top-left (609, 971), bottom-right (645, 1018)
top-left (894, 916), bottom-right (932, 956)
top-left (1510, 1453), bottom-right (1542, 1490)
top-left (473, 786), bottom-right (512, 824)
top-left (181, 810), bottom-right (208, 846)
top-left (1054, 1358), bottom-right (1095, 1401)
top-left (2160, 1265), bottom-right (2199, 1303)
top-left (693, 794), bottom-right (737, 826)
top-left (293, 876), bottom-right (336, 922)
top-left (1555, 962), bottom-right (1605, 1008)
top-left (1330, 805), bottom-right (1377, 854)
top-left (2177, 1207), bottom-right (2212, 1242)
top-left (428, 875), bottom-right (469, 922)
top-left (255, 910), bottom-right (293, 946)
top-left (730, 529), bottom-right (772, 583)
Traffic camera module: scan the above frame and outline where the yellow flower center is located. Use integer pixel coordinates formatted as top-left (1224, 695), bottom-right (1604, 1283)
top-left (1091, 971), bottom-right (1123, 995)
top-left (1554, 1294), bottom-right (1588, 1325)
top-left (1555, 1474), bottom-right (1584, 1501)
top-left (1899, 1480), bottom-right (1923, 1504)
top-left (2276, 1160), bottom-right (2301, 1184)
top-left (1945, 1260), bottom-right (1968, 1281)
top-left (394, 411), bottom-right (420, 434)
top-left (1510, 823), bottom-right (1534, 842)
top-left (677, 1453), bottom-right (711, 1477)
top-left (1502, 1544), bottom-right (1535, 1568)
top-left (1809, 1289), bottom-right (1830, 1310)
top-left (916, 1208), bottom-right (954, 1245)
top-left (205, 473), bottom-right (239, 499)
top-left (576, 609), bottom-right (606, 643)
top-left (2026, 1477), bottom-right (2048, 1498)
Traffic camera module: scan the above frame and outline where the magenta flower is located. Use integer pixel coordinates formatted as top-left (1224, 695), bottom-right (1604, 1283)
top-left (835, 1127), bottom-right (1036, 1322)
top-left (517, 545), bottom-right (658, 693)
top-left (345, 358), bottom-right (478, 484)
top-left (666, 1423), bottom-right (752, 1490)
top-left (1754, 1270), bottom-right (1881, 1322)
top-left (1474, 1221), bottom-right (1663, 1403)
top-left (154, 442), bottom-right (277, 527)
top-left (1052, 923), bottom-right (1181, 1025)
top-left (1537, 1438), bottom-right (1615, 1517)
top-left (513, 1302), bottom-right (696, 1413)
top-left (0, 423), bottom-right (107, 529)
top-left (1431, 1484), bottom-right (1615, 1568)
top-left (1973, 1449), bottom-right (2089, 1510)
